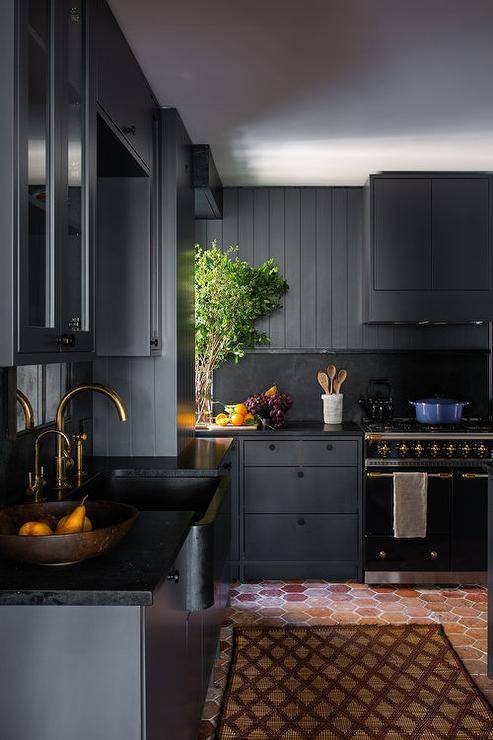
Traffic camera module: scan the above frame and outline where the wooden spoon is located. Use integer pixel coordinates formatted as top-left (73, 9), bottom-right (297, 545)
top-left (336, 368), bottom-right (347, 392)
top-left (317, 370), bottom-right (330, 395)
top-left (327, 364), bottom-right (336, 394)
top-left (333, 378), bottom-right (340, 394)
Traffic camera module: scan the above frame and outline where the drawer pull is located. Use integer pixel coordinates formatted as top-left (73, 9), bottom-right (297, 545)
top-left (461, 473), bottom-right (488, 479)
top-left (269, 444), bottom-right (276, 451)
top-left (378, 550), bottom-right (387, 560)
top-left (297, 470), bottom-right (304, 478)
top-left (430, 550), bottom-right (438, 560)
top-left (297, 518), bottom-right (305, 526)
top-left (326, 443), bottom-right (333, 451)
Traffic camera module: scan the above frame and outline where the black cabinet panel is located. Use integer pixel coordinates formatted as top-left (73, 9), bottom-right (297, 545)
top-left (245, 467), bottom-right (358, 513)
top-left (301, 440), bottom-right (359, 466)
top-left (244, 440), bottom-right (299, 466)
top-left (244, 562), bottom-right (359, 580)
top-left (373, 177), bottom-right (431, 291)
top-left (432, 178), bottom-right (490, 291)
top-left (95, 0), bottom-right (154, 169)
top-left (244, 514), bottom-right (358, 561)
top-left (244, 439), bottom-right (358, 467)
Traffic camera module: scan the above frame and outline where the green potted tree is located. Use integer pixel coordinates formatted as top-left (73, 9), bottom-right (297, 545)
top-left (195, 242), bottom-right (288, 424)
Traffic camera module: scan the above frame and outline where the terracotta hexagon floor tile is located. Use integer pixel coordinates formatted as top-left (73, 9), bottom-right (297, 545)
top-left (328, 593), bottom-right (353, 602)
top-left (452, 606), bottom-right (482, 617)
top-left (258, 588), bottom-right (284, 597)
top-left (283, 593), bottom-right (308, 602)
top-left (305, 607), bottom-right (334, 617)
top-left (466, 592), bottom-right (488, 603)
top-left (281, 584), bottom-right (307, 593)
top-left (355, 607), bottom-right (382, 617)
top-left (395, 589), bottom-right (420, 598)
top-left (420, 593), bottom-right (444, 602)
top-left (327, 584), bottom-right (352, 593)
top-left (375, 593), bottom-right (400, 602)
top-left (459, 617), bottom-right (487, 628)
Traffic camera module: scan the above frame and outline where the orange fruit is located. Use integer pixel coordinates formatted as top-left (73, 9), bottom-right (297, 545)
top-left (215, 413), bottom-right (229, 426)
top-left (234, 403), bottom-right (248, 416)
top-left (264, 385), bottom-right (277, 396)
top-left (244, 413), bottom-right (254, 421)
top-left (230, 413), bottom-right (245, 426)
top-left (18, 521), bottom-right (53, 536)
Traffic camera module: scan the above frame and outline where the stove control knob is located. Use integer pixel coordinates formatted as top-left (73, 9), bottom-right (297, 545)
top-left (429, 443), bottom-right (440, 457)
top-left (413, 443), bottom-right (424, 457)
top-left (461, 443), bottom-right (471, 457)
top-left (477, 443), bottom-right (488, 457)
top-left (377, 442), bottom-right (391, 457)
top-left (445, 443), bottom-right (456, 457)
top-left (398, 443), bottom-right (409, 457)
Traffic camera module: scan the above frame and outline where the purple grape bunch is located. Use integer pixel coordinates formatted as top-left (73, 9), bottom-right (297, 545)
top-left (244, 390), bottom-right (293, 429)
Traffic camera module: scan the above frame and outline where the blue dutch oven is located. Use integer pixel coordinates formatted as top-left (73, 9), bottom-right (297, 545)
top-left (409, 398), bottom-right (469, 424)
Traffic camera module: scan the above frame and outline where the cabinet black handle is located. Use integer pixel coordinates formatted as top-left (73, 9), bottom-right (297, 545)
top-left (326, 443), bottom-right (333, 451)
top-left (297, 518), bottom-right (305, 526)
top-left (222, 461), bottom-right (232, 471)
top-left (56, 333), bottom-right (76, 347)
top-left (297, 470), bottom-right (304, 478)
top-left (122, 125), bottom-right (136, 136)
top-left (167, 570), bottom-right (180, 584)
top-left (150, 338), bottom-right (159, 347)
top-left (269, 444), bottom-right (276, 451)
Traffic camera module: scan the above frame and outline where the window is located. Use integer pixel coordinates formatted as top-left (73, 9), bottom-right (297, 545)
top-left (16, 363), bottom-right (70, 432)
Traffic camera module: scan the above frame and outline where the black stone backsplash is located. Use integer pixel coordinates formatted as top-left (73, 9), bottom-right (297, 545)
top-left (213, 352), bottom-right (491, 423)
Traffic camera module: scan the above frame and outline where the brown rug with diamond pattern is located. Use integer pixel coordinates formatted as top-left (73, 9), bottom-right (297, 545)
top-left (216, 624), bottom-right (493, 739)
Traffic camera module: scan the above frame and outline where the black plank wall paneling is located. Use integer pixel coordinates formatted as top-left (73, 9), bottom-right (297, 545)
top-left (195, 187), bottom-right (489, 351)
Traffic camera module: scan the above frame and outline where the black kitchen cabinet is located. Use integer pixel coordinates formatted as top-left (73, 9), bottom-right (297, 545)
top-left (365, 173), bottom-right (493, 323)
top-left (0, 0), bottom-right (96, 365)
top-left (94, 0), bottom-right (155, 171)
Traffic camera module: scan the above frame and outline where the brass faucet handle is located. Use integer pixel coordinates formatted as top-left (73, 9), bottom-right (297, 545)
top-left (27, 466), bottom-right (47, 501)
top-left (72, 432), bottom-right (88, 479)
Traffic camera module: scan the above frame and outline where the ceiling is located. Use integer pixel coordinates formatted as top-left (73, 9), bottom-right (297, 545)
top-left (109, 0), bottom-right (493, 186)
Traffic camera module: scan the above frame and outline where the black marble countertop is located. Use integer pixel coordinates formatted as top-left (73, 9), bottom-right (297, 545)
top-left (0, 437), bottom-right (232, 607)
top-left (0, 511), bottom-right (193, 607)
top-left (195, 421), bottom-right (363, 437)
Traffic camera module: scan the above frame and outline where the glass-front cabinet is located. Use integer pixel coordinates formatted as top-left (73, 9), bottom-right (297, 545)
top-left (11, 0), bottom-right (94, 363)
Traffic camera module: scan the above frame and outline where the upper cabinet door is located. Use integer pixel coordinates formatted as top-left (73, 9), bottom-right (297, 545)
top-left (365, 173), bottom-right (493, 322)
top-left (432, 177), bottom-right (490, 291)
top-left (95, 0), bottom-right (154, 170)
top-left (58, 0), bottom-right (93, 353)
top-left (373, 177), bottom-right (431, 291)
top-left (18, 0), bottom-right (60, 353)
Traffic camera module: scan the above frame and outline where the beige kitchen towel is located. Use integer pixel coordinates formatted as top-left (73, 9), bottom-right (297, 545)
top-left (393, 472), bottom-right (428, 538)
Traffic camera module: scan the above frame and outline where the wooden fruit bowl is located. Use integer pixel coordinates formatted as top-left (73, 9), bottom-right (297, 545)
top-left (0, 500), bottom-right (138, 566)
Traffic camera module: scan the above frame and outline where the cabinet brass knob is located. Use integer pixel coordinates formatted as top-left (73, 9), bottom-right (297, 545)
top-left (430, 551), bottom-right (438, 559)
top-left (269, 444), bottom-right (276, 451)
top-left (378, 550), bottom-right (387, 559)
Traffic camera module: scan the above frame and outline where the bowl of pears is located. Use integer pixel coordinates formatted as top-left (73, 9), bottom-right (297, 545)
top-left (0, 496), bottom-right (138, 565)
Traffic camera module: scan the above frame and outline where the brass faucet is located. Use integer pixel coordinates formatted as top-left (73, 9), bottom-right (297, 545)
top-left (27, 429), bottom-right (71, 501)
top-left (54, 383), bottom-right (128, 489)
top-left (16, 389), bottom-right (34, 430)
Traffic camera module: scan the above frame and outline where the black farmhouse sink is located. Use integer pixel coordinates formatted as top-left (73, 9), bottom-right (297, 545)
top-left (75, 471), bottom-right (231, 610)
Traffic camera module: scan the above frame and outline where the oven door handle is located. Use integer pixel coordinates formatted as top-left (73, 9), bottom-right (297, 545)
top-left (461, 473), bottom-right (488, 479)
top-left (366, 472), bottom-right (452, 479)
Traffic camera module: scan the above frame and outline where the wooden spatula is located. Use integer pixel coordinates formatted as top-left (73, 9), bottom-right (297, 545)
top-left (317, 370), bottom-right (330, 394)
top-left (327, 364), bottom-right (336, 394)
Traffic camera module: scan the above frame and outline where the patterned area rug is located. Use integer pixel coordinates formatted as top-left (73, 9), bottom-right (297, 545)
top-left (216, 624), bottom-right (493, 739)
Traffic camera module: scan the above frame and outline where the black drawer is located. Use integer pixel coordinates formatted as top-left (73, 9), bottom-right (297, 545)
top-left (244, 514), bottom-right (358, 561)
top-left (245, 467), bottom-right (358, 513)
top-left (365, 535), bottom-right (450, 571)
top-left (244, 440), bottom-right (299, 466)
top-left (301, 440), bottom-right (358, 466)
top-left (244, 439), bottom-right (359, 467)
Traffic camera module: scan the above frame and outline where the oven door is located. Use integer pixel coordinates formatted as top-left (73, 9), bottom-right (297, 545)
top-left (365, 467), bottom-right (452, 573)
top-left (451, 469), bottom-right (487, 571)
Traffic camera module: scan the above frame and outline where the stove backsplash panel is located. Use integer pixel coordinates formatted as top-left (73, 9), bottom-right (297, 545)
top-left (213, 352), bottom-right (490, 423)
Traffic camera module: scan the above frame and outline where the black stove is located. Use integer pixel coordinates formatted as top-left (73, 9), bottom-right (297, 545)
top-left (362, 417), bottom-right (493, 434)
top-left (363, 417), bottom-right (493, 463)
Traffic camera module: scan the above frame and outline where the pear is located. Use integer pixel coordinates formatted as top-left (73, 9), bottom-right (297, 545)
top-left (56, 514), bottom-right (92, 533)
top-left (56, 495), bottom-right (89, 534)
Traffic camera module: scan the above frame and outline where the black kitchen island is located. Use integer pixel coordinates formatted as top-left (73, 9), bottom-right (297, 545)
top-left (0, 439), bottom-right (233, 740)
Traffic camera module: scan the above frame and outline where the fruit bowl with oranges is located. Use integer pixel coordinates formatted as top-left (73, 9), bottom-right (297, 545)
top-left (210, 386), bottom-right (293, 430)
